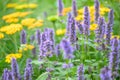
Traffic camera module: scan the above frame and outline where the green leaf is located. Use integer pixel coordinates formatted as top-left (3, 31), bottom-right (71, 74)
top-left (36, 72), bottom-right (49, 80)
top-left (31, 60), bottom-right (44, 65)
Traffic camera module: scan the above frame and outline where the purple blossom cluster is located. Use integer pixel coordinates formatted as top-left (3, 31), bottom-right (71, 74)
top-left (77, 64), bottom-right (84, 80)
top-left (105, 9), bottom-right (114, 46)
top-left (2, 58), bottom-right (32, 80)
top-left (57, 0), bottom-right (64, 16)
top-left (109, 37), bottom-right (119, 78)
top-left (40, 28), bottom-right (55, 57)
top-left (20, 30), bottom-right (27, 44)
top-left (95, 17), bottom-right (106, 50)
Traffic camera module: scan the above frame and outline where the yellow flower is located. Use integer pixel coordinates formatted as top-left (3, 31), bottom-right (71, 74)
top-left (26, 44), bottom-right (34, 50)
top-left (21, 18), bottom-right (43, 29)
top-left (0, 24), bottom-right (23, 35)
top-left (0, 32), bottom-right (4, 39)
top-left (56, 29), bottom-right (66, 35)
top-left (90, 24), bottom-right (98, 30)
top-left (2, 12), bottom-right (32, 20)
top-left (5, 53), bottom-right (22, 63)
top-left (21, 18), bottom-right (36, 26)
top-left (62, 7), bottom-right (71, 16)
top-left (15, 3), bottom-right (38, 9)
top-left (18, 44), bottom-right (34, 52)
top-left (5, 18), bottom-right (19, 23)
top-left (6, 3), bottom-right (18, 8)
top-left (28, 20), bottom-right (43, 29)
top-left (75, 15), bottom-right (84, 21)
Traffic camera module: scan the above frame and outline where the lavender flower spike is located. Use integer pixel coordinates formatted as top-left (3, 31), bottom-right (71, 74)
top-left (24, 59), bottom-right (32, 80)
top-left (77, 64), bottom-right (84, 80)
top-left (106, 9), bottom-right (114, 46)
top-left (11, 58), bottom-right (21, 80)
top-left (36, 30), bottom-right (41, 45)
top-left (100, 67), bottom-right (112, 80)
top-left (61, 39), bottom-right (74, 59)
top-left (20, 30), bottom-right (27, 44)
top-left (95, 17), bottom-right (106, 50)
top-left (2, 68), bottom-right (8, 80)
top-left (76, 21), bottom-right (83, 34)
top-left (69, 17), bottom-right (76, 44)
top-left (55, 44), bottom-right (61, 57)
top-left (83, 6), bottom-right (90, 36)
top-left (94, 0), bottom-right (100, 23)
top-left (66, 12), bottom-right (72, 36)
top-left (57, 0), bottom-right (64, 16)
top-left (72, 0), bottom-right (77, 17)
top-left (109, 37), bottom-right (119, 78)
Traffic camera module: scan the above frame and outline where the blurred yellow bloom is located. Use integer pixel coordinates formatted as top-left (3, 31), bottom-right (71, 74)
top-left (21, 18), bottom-right (43, 29)
top-left (90, 24), bottom-right (98, 30)
top-left (0, 32), bottom-right (4, 39)
top-left (18, 44), bottom-right (34, 52)
top-left (5, 53), bottom-right (22, 63)
top-left (62, 7), bottom-right (71, 16)
top-left (21, 18), bottom-right (36, 26)
top-left (75, 15), bottom-right (83, 21)
top-left (6, 3), bottom-right (18, 8)
top-left (28, 20), bottom-right (43, 29)
top-left (15, 3), bottom-right (38, 9)
top-left (56, 29), bottom-right (66, 35)
top-left (2, 12), bottom-right (32, 20)
top-left (76, 6), bottom-right (110, 22)
top-left (5, 18), bottom-right (19, 23)
top-left (0, 24), bottom-right (23, 35)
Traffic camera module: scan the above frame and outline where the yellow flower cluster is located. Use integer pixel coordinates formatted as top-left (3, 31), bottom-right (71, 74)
top-left (6, 3), bottom-right (18, 8)
top-left (18, 44), bottom-right (34, 53)
top-left (5, 53), bottom-right (22, 63)
top-left (62, 7), bottom-right (71, 16)
top-left (90, 24), bottom-right (98, 30)
top-left (21, 18), bottom-right (43, 29)
top-left (7, 3), bottom-right (38, 9)
top-left (56, 29), bottom-right (66, 35)
top-left (0, 24), bottom-right (23, 35)
top-left (0, 32), bottom-right (4, 39)
top-left (15, 3), bottom-right (38, 9)
top-left (2, 12), bottom-right (32, 23)
top-left (76, 6), bottom-right (110, 22)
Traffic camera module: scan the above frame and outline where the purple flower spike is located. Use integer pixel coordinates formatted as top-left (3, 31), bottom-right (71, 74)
top-left (72, 0), bottom-right (77, 17)
top-left (36, 30), bottom-right (41, 45)
top-left (61, 39), bottom-right (74, 59)
top-left (76, 22), bottom-right (83, 34)
top-left (109, 37), bottom-right (119, 78)
top-left (20, 30), bottom-right (27, 44)
top-left (83, 6), bottom-right (90, 36)
top-left (66, 12), bottom-right (72, 37)
top-left (69, 17), bottom-right (76, 44)
top-left (11, 58), bottom-right (21, 80)
top-left (24, 59), bottom-right (32, 80)
top-left (55, 44), bottom-right (61, 57)
top-left (2, 68), bottom-right (8, 80)
top-left (100, 67), bottom-right (112, 80)
top-left (95, 17), bottom-right (106, 50)
top-left (94, 0), bottom-right (100, 23)
top-left (77, 64), bottom-right (84, 80)
top-left (106, 9), bottom-right (114, 46)
top-left (57, 0), bottom-right (64, 16)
